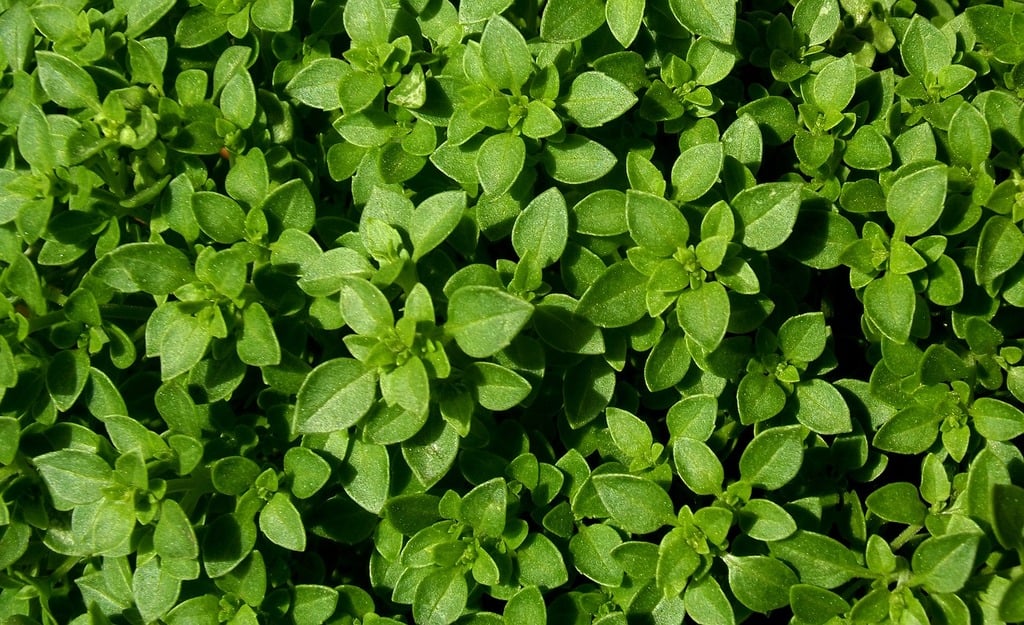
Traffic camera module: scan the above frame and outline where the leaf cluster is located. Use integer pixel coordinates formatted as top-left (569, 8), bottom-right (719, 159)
top-left (2, 0), bottom-right (1024, 623)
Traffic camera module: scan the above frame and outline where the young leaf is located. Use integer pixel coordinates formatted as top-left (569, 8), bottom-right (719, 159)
top-left (606, 0), bottom-right (644, 47)
top-left (671, 142), bottom-right (724, 202)
top-left (591, 474), bottom-right (674, 534)
top-left (561, 72), bottom-right (638, 128)
top-left (36, 51), bottom-right (100, 110)
top-left (477, 132), bottom-right (525, 197)
top-left (294, 358), bottom-right (378, 433)
top-left (481, 16), bottom-right (533, 91)
top-left (739, 426), bottom-right (804, 490)
top-left (541, 135), bottom-right (617, 184)
top-left (724, 555), bottom-right (797, 613)
top-left (863, 272), bottom-right (915, 344)
top-left (975, 216), bottom-right (1024, 285)
top-left (886, 163), bottom-right (946, 237)
top-left (676, 281), bottom-right (729, 351)
top-left (410, 191), bottom-right (466, 261)
top-left (540, 0), bottom-right (606, 42)
top-left (446, 286), bottom-right (534, 357)
top-left (732, 183), bottom-right (802, 251)
top-left (91, 243), bottom-right (193, 295)
top-left (794, 380), bottom-right (852, 435)
top-left (513, 187), bottom-right (568, 268)
top-left (626, 190), bottom-right (690, 256)
top-left (673, 437), bottom-right (724, 495)
top-left (577, 261), bottom-right (648, 328)
top-left (668, 0), bottom-right (736, 43)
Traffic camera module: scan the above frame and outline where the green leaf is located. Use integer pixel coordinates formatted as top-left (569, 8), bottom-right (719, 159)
top-left (739, 425), bottom-right (804, 490)
top-left (873, 405), bottom-right (942, 454)
top-left (676, 281), bottom-right (729, 351)
top-left (865, 482), bottom-right (927, 524)
top-left (673, 437), bottom-right (724, 495)
top-left (606, 0), bottom-right (645, 47)
top-left (794, 379), bottom-right (852, 435)
top-left (971, 397), bottom-right (1024, 441)
top-left (769, 530), bottom-right (863, 588)
top-left (948, 101), bottom-right (991, 168)
top-left (221, 71), bottom-right (257, 128)
top-left (993, 484), bottom-right (1024, 550)
top-left (541, 135), bottom-right (617, 184)
top-left (724, 555), bottom-right (796, 613)
top-left (467, 362), bottom-right (532, 411)
top-left (540, 0), bottom-right (606, 42)
top-left (258, 491), bottom-right (305, 549)
top-left (669, 0), bottom-right (736, 43)
top-left (901, 15), bottom-right (951, 81)
top-left (381, 356), bottom-right (431, 418)
top-left (911, 533), bottom-right (979, 593)
top-left (459, 0), bottom-right (513, 23)
top-left (261, 179), bottom-right (315, 235)
top-left (0, 4), bottom-right (34, 72)
top-left (294, 358), bottom-right (378, 433)
top-left (792, 0), bottom-right (840, 45)
top-left (18, 105), bottom-right (55, 172)
top-left (340, 277), bottom-right (394, 338)
top-left (577, 261), bottom-right (648, 328)
top-left (685, 575), bottom-right (735, 625)
top-left (513, 187), bottom-right (568, 268)
top-left (477, 132), bottom-right (525, 196)
top-left (561, 72), bottom-right (638, 128)
top-left (1000, 575), bottom-right (1024, 623)
top-left (975, 216), bottom-right (1024, 285)
top-left (739, 499), bottom-right (797, 542)
top-left (35, 51), bottom-right (100, 110)
top-left (671, 142), bottom-right (724, 202)
top-left (46, 349), bottom-right (90, 412)
top-left (34, 450), bottom-right (111, 511)
top-left (237, 303), bottom-right (281, 367)
top-left (155, 500), bottom-right (199, 561)
top-left (737, 372), bottom-right (786, 425)
top-left (446, 286), bottom-right (533, 358)
top-left (591, 474), bottom-right (674, 534)
top-left (192, 192), bottom-right (247, 244)
top-left (286, 59), bottom-right (348, 110)
top-left (517, 532), bottom-right (569, 588)
top-left (812, 54), bottom-right (855, 112)
top-left (789, 584), bottom-right (849, 625)
top-left (461, 478), bottom-right (507, 537)
top-left (251, 0), bottom-right (294, 31)
top-left (343, 439), bottom-right (390, 514)
top-left (91, 243), bottom-right (193, 295)
top-left (732, 183), bottom-right (802, 251)
top-left (844, 125), bottom-right (892, 170)
top-left (569, 523), bottom-right (624, 586)
top-left (626, 190), bottom-right (690, 256)
top-left (886, 163), bottom-right (946, 237)
top-left (645, 329), bottom-right (691, 391)
top-left (284, 447), bottom-right (331, 500)
top-left (522, 101), bottom-right (563, 139)
top-left (174, 8), bottom-right (229, 48)
top-left (410, 191), bottom-right (466, 261)
top-left (863, 272), bottom-right (916, 344)
top-left (134, 557), bottom-right (181, 623)
top-left (505, 586), bottom-right (546, 625)
top-left (414, 568), bottom-right (468, 625)
top-left (480, 16), bottom-right (533, 91)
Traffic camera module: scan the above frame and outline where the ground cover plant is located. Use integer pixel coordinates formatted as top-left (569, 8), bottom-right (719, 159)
top-left (2, 0), bottom-right (1024, 622)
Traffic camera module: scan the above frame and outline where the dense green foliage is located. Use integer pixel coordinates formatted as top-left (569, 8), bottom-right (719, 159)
top-left (2, 0), bottom-right (1024, 623)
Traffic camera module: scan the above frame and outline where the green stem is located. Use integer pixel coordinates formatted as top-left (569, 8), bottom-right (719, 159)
top-left (890, 524), bottom-right (922, 551)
